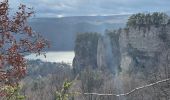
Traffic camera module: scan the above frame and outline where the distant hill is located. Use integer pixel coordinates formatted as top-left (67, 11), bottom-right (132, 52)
top-left (29, 15), bottom-right (129, 51)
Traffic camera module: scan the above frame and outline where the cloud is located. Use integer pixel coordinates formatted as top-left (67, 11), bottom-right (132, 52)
top-left (9, 0), bottom-right (170, 17)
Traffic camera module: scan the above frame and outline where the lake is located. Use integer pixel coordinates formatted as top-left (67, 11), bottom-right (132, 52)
top-left (25, 51), bottom-right (75, 65)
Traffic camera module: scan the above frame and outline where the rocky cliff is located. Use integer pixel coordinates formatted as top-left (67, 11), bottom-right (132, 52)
top-left (120, 26), bottom-right (170, 75)
top-left (72, 33), bottom-right (100, 74)
top-left (73, 13), bottom-right (170, 76)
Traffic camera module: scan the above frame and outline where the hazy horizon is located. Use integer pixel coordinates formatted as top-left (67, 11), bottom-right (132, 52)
top-left (10, 0), bottom-right (170, 18)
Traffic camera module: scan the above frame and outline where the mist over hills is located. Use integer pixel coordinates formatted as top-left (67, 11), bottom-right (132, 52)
top-left (29, 15), bottom-right (129, 51)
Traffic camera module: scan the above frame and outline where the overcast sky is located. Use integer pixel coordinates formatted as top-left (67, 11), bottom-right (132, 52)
top-left (9, 0), bottom-right (170, 17)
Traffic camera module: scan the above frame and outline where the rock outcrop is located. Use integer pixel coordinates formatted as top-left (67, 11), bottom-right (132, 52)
top-left (73, 33), bottom-right (100, 74)
top-left (73, 13), bottom-right (170, 76)
top-left (120, 26), bottom-right (166, 74)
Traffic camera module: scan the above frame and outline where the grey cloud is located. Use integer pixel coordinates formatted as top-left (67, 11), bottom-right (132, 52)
top-left (10, 0), bottom-right (170, 17)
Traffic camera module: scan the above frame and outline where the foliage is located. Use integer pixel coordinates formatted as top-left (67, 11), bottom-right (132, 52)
top-left (0, 0), bottom-right (48, 97)
top-left (127, 12), bottom-right (169, 28)
top-left (1, 85), bottom-right (25, 100)
top-left (20, 60), bottom-right (73, 100)
top-left (56, 81), bottom-right (73, 100)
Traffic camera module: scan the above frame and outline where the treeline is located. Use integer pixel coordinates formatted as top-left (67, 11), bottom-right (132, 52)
top-left (127, 12), bottom-right (169, 28)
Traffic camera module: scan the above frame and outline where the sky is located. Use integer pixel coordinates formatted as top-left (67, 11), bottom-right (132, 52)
top-left (8, 0), bottom-right (170, 18)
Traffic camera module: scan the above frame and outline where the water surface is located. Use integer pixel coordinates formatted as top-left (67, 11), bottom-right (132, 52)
top-left (25, 51), bottom-right (75, 65)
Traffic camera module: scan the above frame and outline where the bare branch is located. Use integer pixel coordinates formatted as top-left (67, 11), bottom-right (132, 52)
top-left (73, 78), bottom-right (170, 97)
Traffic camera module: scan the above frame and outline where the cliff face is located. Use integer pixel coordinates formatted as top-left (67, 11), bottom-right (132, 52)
top-left (73, 31), bottom-right (121, 74)
top-left (73, 33), bottom-right (100, 74)
top-left (72, 13), bottom-right (170, 100)
top-left (119, 25), bottom-right (170, 74)
top-left (97, 34), bottom-right (118, 73)
top-left (73, 25), bottom-right (170, 75)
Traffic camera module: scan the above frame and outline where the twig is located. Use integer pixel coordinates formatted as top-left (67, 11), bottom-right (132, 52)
top-left (72, 78), bottom-right (170, 97)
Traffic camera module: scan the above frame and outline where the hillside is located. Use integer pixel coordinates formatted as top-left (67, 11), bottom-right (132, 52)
top-left (29, 15), bottom-right (128, 51)
top-left (20, 13), bottom-right (170, 100)
top-left (72, 13), bottom-right (170, 100)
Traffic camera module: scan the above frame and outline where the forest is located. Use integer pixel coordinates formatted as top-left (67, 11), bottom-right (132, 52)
top-left (0, 0), bottom-right (170, 100)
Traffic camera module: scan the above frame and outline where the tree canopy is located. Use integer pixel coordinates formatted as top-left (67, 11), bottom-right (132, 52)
top-left (127, 12), bottom-right (169, 28)
top-left (0, 0), bottom-right (49, 96)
